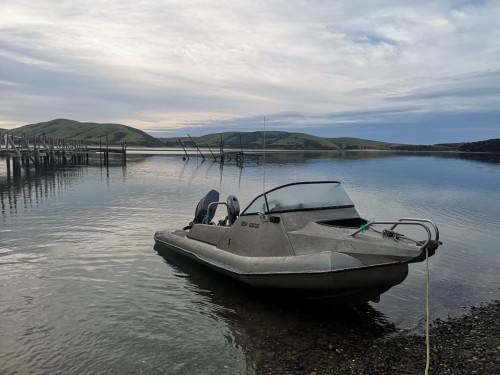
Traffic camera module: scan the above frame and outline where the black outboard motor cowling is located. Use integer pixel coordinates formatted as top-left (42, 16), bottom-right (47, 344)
top-left (194, 189), bottom-right (220, 224)
top-left (226, 195), bottom-right (240, 225)
top-left (184, 190), bottom-right (220, 229)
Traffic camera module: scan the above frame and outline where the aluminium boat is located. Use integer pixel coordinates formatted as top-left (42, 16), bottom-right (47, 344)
top-left (154, 181), bottom-right (441, 306)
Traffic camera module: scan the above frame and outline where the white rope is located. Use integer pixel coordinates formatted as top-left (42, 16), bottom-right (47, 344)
top-left (424, 246), bottom-right (430, 375)
top-left (263, 117), bottom-right (266, 196)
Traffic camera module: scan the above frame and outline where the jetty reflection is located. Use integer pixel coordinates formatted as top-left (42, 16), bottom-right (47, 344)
top-left (0, 163), bottom-right (126, 218)
top-left (155, 247), bottom-right (398, 372)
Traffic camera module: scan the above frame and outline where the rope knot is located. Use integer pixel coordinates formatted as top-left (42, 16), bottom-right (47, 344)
top-left (359, 218), bottom-right (374, 233)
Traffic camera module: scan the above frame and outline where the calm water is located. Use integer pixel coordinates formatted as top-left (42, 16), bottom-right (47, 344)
top-left (1, 151), bottom-right (499, 374)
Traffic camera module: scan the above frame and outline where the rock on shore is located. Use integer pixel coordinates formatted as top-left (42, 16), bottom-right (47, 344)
top-left (256, 300), bottom-right (499, 374)
top-left (355, 300), bottom-right (500, 374)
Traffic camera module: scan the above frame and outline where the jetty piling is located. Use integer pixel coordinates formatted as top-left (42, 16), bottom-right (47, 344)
top-left (1, 133), bottom-right (127, 178)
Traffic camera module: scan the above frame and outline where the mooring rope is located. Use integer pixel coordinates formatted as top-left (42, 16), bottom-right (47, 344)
top-left (424, 246), bottom-right (430, 375)
top-left (359, 219), bottom-right (432, 374)
top-left (262, 117), bottom-right (266, 197)
top-left (359, 218), bottom-right (374, 233)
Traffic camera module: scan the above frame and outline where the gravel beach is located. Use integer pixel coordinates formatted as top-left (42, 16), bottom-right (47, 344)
top-left (345, 300), bottom-right (500, 375)
top-left (255, 300), bottom-right (500, 375)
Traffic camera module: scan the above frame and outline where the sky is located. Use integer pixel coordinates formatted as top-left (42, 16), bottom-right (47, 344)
top-left (1, 0), bottom-right (499, 144)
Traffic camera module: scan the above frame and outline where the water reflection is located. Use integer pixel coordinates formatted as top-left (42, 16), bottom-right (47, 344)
top-left (0, 163), bottom-right (126, 218)
top-left (0, 167), bottom-right (83, 217)
top-left (263, 150), bottom-right (500, 165)
top-left (455, 152), bottom-right (500, 164)
top-left (150, 151), bottom-right (500, 328)
top-left (1, 150), bottom-right (499, 374)
top-left (155, 247), bottom-right (398, 373)
top-left (163, 149), bottom-right (500, 166)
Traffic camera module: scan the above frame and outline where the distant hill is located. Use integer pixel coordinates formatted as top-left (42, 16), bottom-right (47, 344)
top-left (160, 132), bottom-right (397, 150)
top-left (389, 140), bottom-right (500, 153)
top-left (458, 139), bottom-right (500, 153)
top-left (326, 137), bottom-right (398, 150)
top-left (162, 132), bottom-right (500, 152)
top-left (10, 119), bottom-right (165, 147)
top-left (388, 144), bottom-right (459, 152)
top-left (4, 119), bottom-right (499, 152)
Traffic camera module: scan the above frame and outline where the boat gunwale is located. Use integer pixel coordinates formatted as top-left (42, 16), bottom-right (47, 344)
top-left (154, 233), bottom-right (406, 277)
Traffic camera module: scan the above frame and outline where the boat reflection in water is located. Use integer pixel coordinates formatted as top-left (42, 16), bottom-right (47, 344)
top-left (154, 181), bottom-right (441, 307)
top-left (155, 245), bottom-right (400, 373)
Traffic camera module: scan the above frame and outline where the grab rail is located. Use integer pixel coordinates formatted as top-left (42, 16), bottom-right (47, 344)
top-left (390, 218), bottom-right (440, 242)
top-left (351, 218), bottom-right (440, 250)
top-left (203, 202), bottom-right (230, 224)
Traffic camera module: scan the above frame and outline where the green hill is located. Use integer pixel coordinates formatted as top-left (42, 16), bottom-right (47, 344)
top-left (325, 137), bottom-right (397, 150)
top-left (160, 132), bottom-right (396, 150)
top-left (10, 119), bottom-right (165, 147)
top-left (458, 139), bottom-right (500, 153)
top-left (5, 119), bottom-right (498, 152)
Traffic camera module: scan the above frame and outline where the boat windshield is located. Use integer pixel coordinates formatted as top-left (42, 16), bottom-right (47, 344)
top-left (241, 181), bottom-right (354, 215)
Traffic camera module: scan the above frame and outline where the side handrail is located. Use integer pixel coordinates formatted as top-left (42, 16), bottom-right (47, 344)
top-left (351, 220), bottom-right (435, 250)
top-left (390, 218), bottom-right (439, 242)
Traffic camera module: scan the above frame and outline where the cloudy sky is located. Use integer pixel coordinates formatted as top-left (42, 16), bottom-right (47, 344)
top-left (1, 0), bottom-right (499, 143)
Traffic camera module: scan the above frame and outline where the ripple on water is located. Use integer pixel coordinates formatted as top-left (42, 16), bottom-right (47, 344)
top-left (1, 153), bottom-right (499, 374)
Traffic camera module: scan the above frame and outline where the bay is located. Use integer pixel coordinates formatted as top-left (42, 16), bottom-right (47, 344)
top-left (1, 151), bottom-right (499, 374)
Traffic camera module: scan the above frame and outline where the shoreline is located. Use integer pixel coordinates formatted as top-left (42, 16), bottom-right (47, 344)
top-left (367, 300), bottom-right (500, 374)
top-left (257, 300), bottom-right (500, 374)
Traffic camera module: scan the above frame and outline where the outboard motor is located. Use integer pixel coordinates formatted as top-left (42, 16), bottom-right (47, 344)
top-left (226, 195), bottom-right (240, 226)
top-left (184, 190), bottom-right (220, 229)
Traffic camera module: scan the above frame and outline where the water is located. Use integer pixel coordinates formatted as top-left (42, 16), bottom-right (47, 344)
top-left (1, 152), bottom-right (499, 374)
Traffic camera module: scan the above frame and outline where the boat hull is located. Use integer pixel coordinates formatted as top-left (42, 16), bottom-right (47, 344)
top-left (154, 231), bottom-right (409, 306)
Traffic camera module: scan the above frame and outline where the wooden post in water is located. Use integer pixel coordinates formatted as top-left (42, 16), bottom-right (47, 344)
top-left (50, 138), bottom-right (55, 166)
top-left (121, 141), bottom-right (126, 165)
top-left (206, 143), bottom-right (217, 160)
top-left (62, 139), bottom-right (67, 165)
top-left (105, 134), bottom-right (109, 165)
top-left (13, 156), bottom-right (21, 177)
top-left (219, 134), bottom-right (225, 163)
top-left (34, 135), bottom-right (41, 167)
top-left (6, 157), bottom-right (11, 177)
top-left (179, 139), bottom-right (189, 161)
top-left (187, 134), bottom-right (205, 161)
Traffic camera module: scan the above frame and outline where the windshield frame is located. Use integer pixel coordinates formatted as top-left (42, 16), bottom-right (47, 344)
top-left (240, 181), bottom-right (355, 216)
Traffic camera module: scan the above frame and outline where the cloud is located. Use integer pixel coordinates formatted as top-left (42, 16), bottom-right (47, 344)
top-left (1, 0), bottom-right (499, 142)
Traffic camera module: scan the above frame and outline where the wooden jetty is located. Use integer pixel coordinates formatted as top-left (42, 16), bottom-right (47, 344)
top-left (1, 132), bottom-right (126, 177)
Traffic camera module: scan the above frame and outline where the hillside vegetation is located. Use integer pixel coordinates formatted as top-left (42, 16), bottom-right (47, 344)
top-left (160, 132), bottom-right (397, 150)
top-left (458, 139), bottom-right (500, 153)
top-left (10, 119), bottom-right (165, 147)
top-left (4, 119), bottom-right (499, 152)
